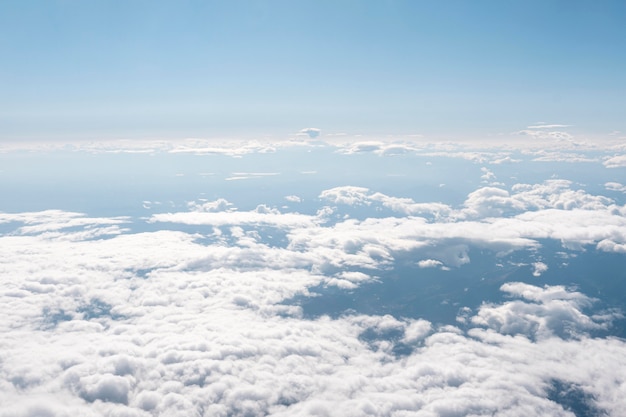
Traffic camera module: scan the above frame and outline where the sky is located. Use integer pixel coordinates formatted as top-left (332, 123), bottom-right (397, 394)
top-left (3, 2), bottom-right (626, 416)
top-left (1, 0), bottom-right (626, 141)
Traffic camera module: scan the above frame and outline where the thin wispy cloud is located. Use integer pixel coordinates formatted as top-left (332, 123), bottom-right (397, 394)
top-left (527, 124), bottom-right (572, 129)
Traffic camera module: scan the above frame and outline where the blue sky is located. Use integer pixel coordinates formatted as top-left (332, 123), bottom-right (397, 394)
top-left (1, 0), bottom-right (625, 141)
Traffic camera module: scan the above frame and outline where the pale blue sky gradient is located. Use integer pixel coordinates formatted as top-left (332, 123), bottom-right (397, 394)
top-left (1, 0), bottom-right (625, 141)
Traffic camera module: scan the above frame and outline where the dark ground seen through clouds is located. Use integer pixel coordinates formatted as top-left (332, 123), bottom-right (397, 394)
top-left (289, 239), bottom-right (626, 339)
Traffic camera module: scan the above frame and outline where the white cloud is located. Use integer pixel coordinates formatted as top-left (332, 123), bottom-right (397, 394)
top-left (320, 186), bottom-right (451, 218)
top-left (480, 166), bottom-right (496, 182)
top-left (604, 154), bottom-right (626, 168)
top-left (285, 195), bottom-right (302, 203)
top-left (417, 259), bottom-right (443, 269)
top-left (99, 181), bottom-right (624, 285)
top-left (319, 186), bottom-right (371, 206)
top-left (597, 239), bottom-right (626, 254)
top-left (459, 180), bottom-right (615, 219)
top-left (472, 282), bottom-right (618, 340)
top-left (532, 261), bottom-right (548, 277)
top-left (187, 198), bottom-right (234, 212)
top-left (605, 182), bottom-right (626, 193)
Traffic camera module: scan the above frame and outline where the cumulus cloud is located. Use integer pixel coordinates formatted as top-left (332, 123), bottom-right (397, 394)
top-left (532, 261), bottom-right (548, 277)
top-left (472, 282), bottom-right (619, 340)
top-left (597, 239), bottom-right (626, 254)
top-left (480, 166), bottom-right (496, 182)
top-left (605, 182), bottom-right (626, 193)
top-left (320, 186), bottom-right (451, 218)
top-left (319, 186), bottom-right (371, 206)
top-left (604, 154), bottom-right (626, 168)
top-left (187, 198), bottom-right (234, 212)
top-left (459, 180), bottom-right (615, 219)
top-left (417, 259), bottom-right (443, 269)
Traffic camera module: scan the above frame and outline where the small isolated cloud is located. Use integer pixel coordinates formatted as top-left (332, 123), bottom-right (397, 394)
top-left (298, 128), bottom-right (321, 139)
top-left (285, 195), bottom-right (302, 203)
top-left (480, 166), bottom-right (496, 182)
top-left (319, 186), bottom-right (371, 206)
top-left (417, 259), bottom-right (443, 269)
top-left (532, 261), bottom-right (548, 277)
top-left (320, 186), bottom-right (452, 218)
top-left (605, 182), bottom-right (626, 193)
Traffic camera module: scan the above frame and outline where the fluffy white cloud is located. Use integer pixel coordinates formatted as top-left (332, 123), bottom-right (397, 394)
top-left (460, 180), bottom-right (615, 219)
top-left (320, 186), bottom-right (451, 218)
top-left (606, 182), bottom-right (626, 193)
top-left (532, 261), bottom-right (548, 277)
top-left (471, 282), bottom-right (618, 340)
top-left (480, 166), bottom-right (496, 182)
top-left (417, 259), bottom-right (443, 269)
top-left (319, 186), bottom-right (372, 206)
top-left (597, 239), bottom-right (626, 254)
top-left (604, 154), bottom-right (626, 168)
top-left (314, 182), bottom-right (626, 267)
top-left (1, 221), bottom-right (625, 417)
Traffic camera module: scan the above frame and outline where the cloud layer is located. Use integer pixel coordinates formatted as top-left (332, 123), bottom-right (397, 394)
top-left (2, 172), bottom-right (626, 416)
